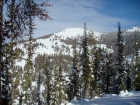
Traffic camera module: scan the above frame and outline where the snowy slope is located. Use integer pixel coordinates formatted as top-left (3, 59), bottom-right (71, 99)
top-left (17, 26), bottom-right (140, 67)
top-left (17, 26), bottom-right (140, 58)
top-left (36, 27), bottom-right (140, 56)
top-left (67, 91), bottom-right (140, 105)
top-left (52, 28), bottom-right (103, 40)
top-left (34, 28), bottom-right (109, 57)
top-left (35, 28), bottom-right (110, 55)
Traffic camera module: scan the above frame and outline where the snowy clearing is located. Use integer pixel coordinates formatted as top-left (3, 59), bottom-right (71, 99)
top-left (67, 91), bottom-right (140, 105)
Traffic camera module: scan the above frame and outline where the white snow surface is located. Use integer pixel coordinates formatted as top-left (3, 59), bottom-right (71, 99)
top-left (54, 28), bottom-right (84, 39)
top-left (53, 28), bottom-right (103, 39)
top-left (67, 91), bottom-right (140, 105)
top-left (126, 27), bottom-right (140, 32)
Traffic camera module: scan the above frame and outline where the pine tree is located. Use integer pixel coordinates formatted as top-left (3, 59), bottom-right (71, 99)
top-left (0, 0), bottom-right (52, 104)
top-left (43, 55), bottom-right (52, 105)
top-left (125, 61), bottom-right (132, 91)
top-left (92, 48), bottom-right (103, 97)
top-left (50, 46), bottom-right (69, 104)
top-left (89, 31), bottom-right (96, 98)
top-left (134, 40), bottom-right (140, 90)
top-left (37, 72), bottom-right (42, 105)
top-left (22, 1), bottom-right (35, 104)
top-left (11, 66), bottom-right (23, 105)
top-left (34, 54), bottom-right (48, 105)
top-left (1, 44), bottom-right (11, 105)
top-left (115, 22), bottom-right (126, 93)
top-left (51, 59), bottom-right (68, 105)
top-left (68, 37), bottom-right (80, 101)
top-left (1, 0), bottom-right (20, 104)
top-left (103, 53), bottom-right (115, 94)
top-left (80, 23), bottom-right (92, 98)
top-left (0, 0), bottom-right (3, 103)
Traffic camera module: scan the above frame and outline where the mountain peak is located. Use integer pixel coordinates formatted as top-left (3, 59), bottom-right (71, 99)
top-left (54, 28), bottom-right (84, 39)
top-left (53, 28), bottom-right (103, 40)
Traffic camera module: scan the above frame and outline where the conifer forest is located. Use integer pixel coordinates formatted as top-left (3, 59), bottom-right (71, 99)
top-left (0, 0), bottom-right (140, 105)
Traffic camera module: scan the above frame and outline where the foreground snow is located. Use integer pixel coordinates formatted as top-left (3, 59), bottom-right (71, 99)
top-left (67, 91), bottom-right (140, 105)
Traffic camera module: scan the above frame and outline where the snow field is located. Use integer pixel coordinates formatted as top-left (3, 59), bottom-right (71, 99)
top-left (67, 91), bottom-right (140, 105)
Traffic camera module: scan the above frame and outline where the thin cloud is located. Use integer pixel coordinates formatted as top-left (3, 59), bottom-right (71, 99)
top-left (33, 0), bottom-right (139, 38)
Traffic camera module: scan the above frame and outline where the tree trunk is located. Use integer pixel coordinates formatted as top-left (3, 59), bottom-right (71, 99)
top-left (0, 0), bottom-right (3, 104)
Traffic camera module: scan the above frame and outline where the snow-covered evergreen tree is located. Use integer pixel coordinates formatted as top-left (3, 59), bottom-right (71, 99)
top-left (134, 41), bottom-right (140, 90)
top-left (0, 0), bottom-right (51, 104)
top-left (51, 46), bottom-right (69, 104)
top-left (1, 44), bottom-right (11, 105)
top-left (67, 37), bottom-right (80, 101)
top-left (115, 22), bottom-right (126, 93)
top-left (80, 23), bottom-right (92, 98)
top-left (88, 31), bottom-right (96, 98)
top-left (92, 48), bottom-right (104, 97)
top-left (51, 59), bottom-right (68, 105)
top-left (125, 61), bottom-right (132, 91)
top-left (43, 55), bottom-right (52, 105)
top-left (103, 53), bottom-right (115, 94)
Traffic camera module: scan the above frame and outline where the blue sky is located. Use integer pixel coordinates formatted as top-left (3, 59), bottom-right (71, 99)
top-left (33, 0), bottom-right (140, 38)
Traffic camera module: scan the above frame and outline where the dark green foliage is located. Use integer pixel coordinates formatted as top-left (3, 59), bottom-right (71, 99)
top-left (102, 53), bottom-right (115, 94)
top-left (0, 0), bottom-right (51, 104)
top-left (80, 23), bottom-right (92, 98)
top-left (51, 60), bottom-right (68, 104)
top-left (92, 48), bottom-right (102, 96)
top-left (0, 1), bottom-right (3, 103)
top-left (115, 22), bottom-right (126, 92)
top-left (67, 37), bottom-right (80, 101)
top-left (133, 38), bottom-right (140, 90)
top-left (1, 48), bottom-right (11, 105)
top-left (34, 54), bottom-right (51, 105)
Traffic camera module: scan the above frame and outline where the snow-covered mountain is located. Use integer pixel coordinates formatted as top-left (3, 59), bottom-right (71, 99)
top-left (16, 26), bottom-right (140, 67)
top-left (34, 27), bottom-right (140, 56)
top-left (40, 28), bottom-right (103, 40)
top-left (35, 28), bottom-right (110, 55)
top-left (125, 27), bottom-right (140, 32)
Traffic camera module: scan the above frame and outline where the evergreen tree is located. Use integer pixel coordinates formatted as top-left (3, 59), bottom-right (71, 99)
top-left (0, 0), bottom-right (52, 104)
top-left (1, 44), bottom-right (11, 105)
top-left (103, 53), bottom-right (115, 94)
top-left (0, 0), bottom-right (3, 103)
top-left (43, 56), bottom-right (52, 105)
top-left (125, 61), bottom-right (132, 91)
top-left (34, 54), bottom-right (49, 105)
top-left (134, 41), bottom-right (140, 90)
top-left (115, 22), bottom-right (126, 93)
top-left (92, 48), bottom-right (103, 97)
top-left (51, 45), bottom-right (69, 104)
top-left (51, 59), bottom-right (68, 105)
top-left (89, 31), bottom-right (96, 98)
top-left (11, 66), bottom-right (23, 105)
top-left (67, 37), bottom-right (80, 101)
top-left (37, 72), bottom-right (42, 105)
top-left (80, 23), bottom-right (92, 98)
top-left (22, 1), bottom-right (36, 104)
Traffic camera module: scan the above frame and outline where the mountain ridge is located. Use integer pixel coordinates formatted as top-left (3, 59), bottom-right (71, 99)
top-left (37, 26), bottom-right (140, 40)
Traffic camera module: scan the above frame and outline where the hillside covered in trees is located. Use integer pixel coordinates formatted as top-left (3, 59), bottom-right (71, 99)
top-left (0, 0), bottom-right (140, 105)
